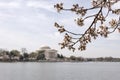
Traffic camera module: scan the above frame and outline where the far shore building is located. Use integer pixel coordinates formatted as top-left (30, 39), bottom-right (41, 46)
top-left (39, 46), bottom-right (58, 60)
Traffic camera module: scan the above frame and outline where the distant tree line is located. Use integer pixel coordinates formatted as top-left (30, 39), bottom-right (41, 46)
top-left (0, 48), bottom-right (120, 62)
top-left (0, 48), bottom-right (64, 62)
top-left (68, 56), bottom-right (120, 62)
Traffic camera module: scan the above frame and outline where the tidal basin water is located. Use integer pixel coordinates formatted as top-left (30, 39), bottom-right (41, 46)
top-left (0, 62), bottom-right (120, 80)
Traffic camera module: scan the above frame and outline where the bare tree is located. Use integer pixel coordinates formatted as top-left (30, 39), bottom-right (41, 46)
top-left (54, 0), bottom-right (120, 52)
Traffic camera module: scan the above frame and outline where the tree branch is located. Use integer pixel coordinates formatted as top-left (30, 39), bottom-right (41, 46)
top-left (71, 7), bottom-right (103, 46)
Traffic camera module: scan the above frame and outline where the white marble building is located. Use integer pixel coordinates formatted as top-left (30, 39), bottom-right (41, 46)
top-left (40, 46), bottom-right (57, 60)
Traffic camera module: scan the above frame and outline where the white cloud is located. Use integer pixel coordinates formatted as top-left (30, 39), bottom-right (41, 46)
top-left (112, 1), bottom-right (120, 9)
top-left (0, 2), bottom-right (20, 8)
top-left (26, 1), bottom-right (55, 12)
top-left (0, 13), bottom-right (15, 18)
top-left (46, 32), bottom-right (63, 40)
top-left (107, 32), bottom-right (120, 40)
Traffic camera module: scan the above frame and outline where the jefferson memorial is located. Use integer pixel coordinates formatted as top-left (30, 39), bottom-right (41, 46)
top-left (39, 46), bottom-right (58, 60)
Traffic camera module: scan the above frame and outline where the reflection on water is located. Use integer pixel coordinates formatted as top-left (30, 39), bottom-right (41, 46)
top-left (0, 62), bottom-right (120, 80)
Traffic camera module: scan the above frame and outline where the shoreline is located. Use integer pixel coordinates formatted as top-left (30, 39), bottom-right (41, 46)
top-left (0, 61), bottom-right (120, 63)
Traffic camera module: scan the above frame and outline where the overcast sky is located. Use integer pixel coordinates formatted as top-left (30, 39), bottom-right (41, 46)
top-left (0, 0), bottom-right (120, 57)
